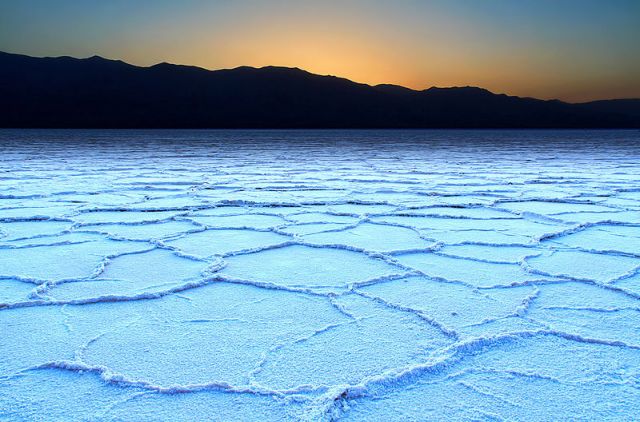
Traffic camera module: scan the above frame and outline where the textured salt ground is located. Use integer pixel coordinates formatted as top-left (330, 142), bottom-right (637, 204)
top-left (1, 129), bottom-right (640, 421)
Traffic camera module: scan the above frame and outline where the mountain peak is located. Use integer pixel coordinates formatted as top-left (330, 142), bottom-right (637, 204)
top-left (86, 55), bottom-right (114, 62)
top-left (150, 61), bottom-right (175, 68)
top-left (424, 86), bottom-right (493, 95)
top-left (374, 84), bottom-right (417, 95)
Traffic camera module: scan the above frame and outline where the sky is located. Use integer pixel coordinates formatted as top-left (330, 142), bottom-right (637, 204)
top-left (1, 0), bottom-right (639, 102)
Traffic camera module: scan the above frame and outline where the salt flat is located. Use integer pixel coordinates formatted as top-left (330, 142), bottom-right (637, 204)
top-left (1, 129), bottom-right (639, 421)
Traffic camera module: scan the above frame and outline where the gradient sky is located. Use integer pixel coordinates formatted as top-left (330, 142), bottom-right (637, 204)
top-left (1, 0), bottom-right (639, 102)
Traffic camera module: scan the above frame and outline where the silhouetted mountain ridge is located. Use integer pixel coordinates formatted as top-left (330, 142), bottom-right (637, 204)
top-left (0, 51), bottom-right (638, 128)
top-left (577, 99), bottom-right (640, 119)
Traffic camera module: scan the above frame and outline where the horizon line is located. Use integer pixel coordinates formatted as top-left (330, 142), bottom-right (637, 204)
top-left (4, 50), bottom-right (639, 105)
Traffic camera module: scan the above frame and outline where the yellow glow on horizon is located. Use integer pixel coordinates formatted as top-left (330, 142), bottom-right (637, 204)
top-left (16, 1), bottom-right (637, 103)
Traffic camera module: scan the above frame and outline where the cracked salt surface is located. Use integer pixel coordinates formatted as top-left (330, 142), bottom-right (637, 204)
top-left (1, 129), bottom-right (639, 421)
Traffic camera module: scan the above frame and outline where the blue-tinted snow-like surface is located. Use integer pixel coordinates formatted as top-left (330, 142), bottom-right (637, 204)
top-left (1, 129), bottom-right (640, 421)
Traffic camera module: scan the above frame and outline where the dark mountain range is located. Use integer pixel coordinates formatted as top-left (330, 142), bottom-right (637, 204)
top-left (576, 99), bottom-right (640, 119)
top-left (0, 51), bottom-right (638, 128)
